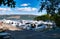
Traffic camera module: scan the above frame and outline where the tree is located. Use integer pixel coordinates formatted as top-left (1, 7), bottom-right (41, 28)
top-left (38, 0), bottom-right (60, 15)
top-left (54, 14), bottom-right (60, 27)
top-left (34, 14), bottom-right (52, 21)
top-left (0, 0), bottom-right (16, 8)
top-left (38, 0), bottom-right (60, 27)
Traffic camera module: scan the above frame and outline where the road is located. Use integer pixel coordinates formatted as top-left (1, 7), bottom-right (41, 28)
top-left (6, 28), bottom-right (60, 39)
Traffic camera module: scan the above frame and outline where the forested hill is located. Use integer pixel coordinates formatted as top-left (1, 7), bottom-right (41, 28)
top-left (0, 15), bottom-right (38, 20)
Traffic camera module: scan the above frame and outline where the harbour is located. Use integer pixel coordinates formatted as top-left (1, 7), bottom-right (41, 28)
top-left (0, 0), bottom-right (60, 39)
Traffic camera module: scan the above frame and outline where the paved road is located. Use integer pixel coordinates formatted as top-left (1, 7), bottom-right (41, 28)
top-left (6, 28), bottom-right (60, 39)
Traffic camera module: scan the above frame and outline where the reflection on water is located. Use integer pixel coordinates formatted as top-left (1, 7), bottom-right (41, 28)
top-left (6, 27), bottom-right (60, 39)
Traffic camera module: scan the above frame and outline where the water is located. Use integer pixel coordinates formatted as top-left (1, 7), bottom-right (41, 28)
top-left (6, 27), bottom-right (60, 39)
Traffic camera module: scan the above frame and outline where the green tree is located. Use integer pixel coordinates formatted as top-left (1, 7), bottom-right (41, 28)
top-left (0, 0), bottom-right (16, 8)
top-left (54, 14), bottom-right (60, 27)
top-left (38, 0), bottom-right (60, 15)
top-left (34, 14), bottom-right (52, 21)
top-left (38, 0), bottom-right (60, 27)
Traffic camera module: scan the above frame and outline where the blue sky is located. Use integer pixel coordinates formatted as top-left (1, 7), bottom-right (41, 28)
top-left (0, 0), bottom-right (46, 15)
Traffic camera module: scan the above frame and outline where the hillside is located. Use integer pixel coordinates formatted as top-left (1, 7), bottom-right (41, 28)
top-left (0, 15), bottom-right (37, 20)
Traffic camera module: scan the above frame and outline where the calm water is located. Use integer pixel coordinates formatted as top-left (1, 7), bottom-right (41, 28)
top-left (6, 27), bottom-right (60, 39)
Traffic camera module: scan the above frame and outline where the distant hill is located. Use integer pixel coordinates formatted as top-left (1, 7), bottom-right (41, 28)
top-left (0, 15), bottom-right (38, 20)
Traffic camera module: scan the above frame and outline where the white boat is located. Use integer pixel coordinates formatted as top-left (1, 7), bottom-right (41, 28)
top-left (21, 23), bottom-right (47, 30)
top-left (30, 24), bottom-right (47, 31)
top-left (42, 21), bottom-right (56, 28)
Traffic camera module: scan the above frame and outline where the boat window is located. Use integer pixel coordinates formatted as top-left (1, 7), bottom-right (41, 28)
top-left (21, 25), bottom-right (25, 26)
top-left (25, 23), bottom-right (30, 24)
top-left (38, 24), bottom-right (43, 27)
top-left (45, 24), bottom-right (53, 26)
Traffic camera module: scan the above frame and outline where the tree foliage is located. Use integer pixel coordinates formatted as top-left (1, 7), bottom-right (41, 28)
top-left (38, 0), bottom-right (60, 15)
top-left (0, 0), bottom-right (16, 8)
top-left (34, 14), bottom-right (51, 21)
top-left (34, 14), bottom-right (60, 27)
top-left (38, 0), bottom-right (60, 27)
top-left (54, 14), bottom-right (60, 27)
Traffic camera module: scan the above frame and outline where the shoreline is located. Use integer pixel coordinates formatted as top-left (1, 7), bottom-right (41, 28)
top-left (0, 22), bottom-right (22, 31)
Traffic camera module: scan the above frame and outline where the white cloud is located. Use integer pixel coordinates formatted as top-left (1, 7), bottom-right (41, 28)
top-left (16, 7), bottom-right (37, 12)
top-left (21, 3), bottom-right (30, 6)
top-left (0, 8), bottom-right (11, 11)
